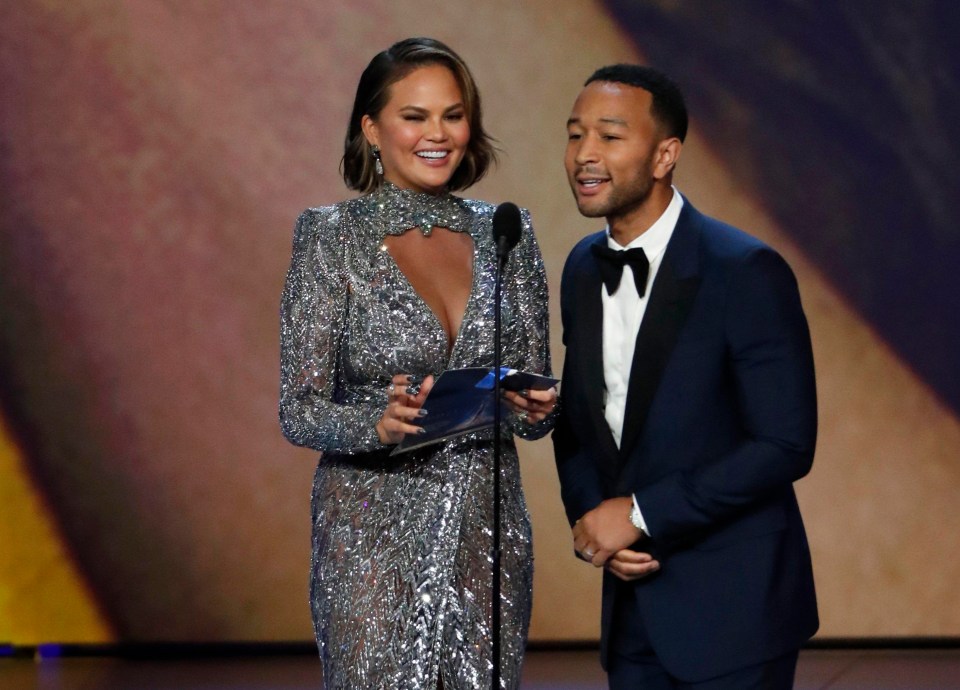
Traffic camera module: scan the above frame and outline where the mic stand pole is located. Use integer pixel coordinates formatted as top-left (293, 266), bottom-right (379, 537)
top-left (491, 250), bottom-right (506, 690)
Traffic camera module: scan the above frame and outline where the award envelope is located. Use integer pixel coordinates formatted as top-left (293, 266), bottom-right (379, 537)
top-left (392, 367), bottom-right (559, 454)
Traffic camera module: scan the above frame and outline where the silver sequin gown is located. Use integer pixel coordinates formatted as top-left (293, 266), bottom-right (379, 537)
top-left (279, 182), bottom-right (554, 689)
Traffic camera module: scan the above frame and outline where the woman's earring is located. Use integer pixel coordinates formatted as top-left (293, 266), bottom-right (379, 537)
top-left (372, 146), bottom-right (383, 176)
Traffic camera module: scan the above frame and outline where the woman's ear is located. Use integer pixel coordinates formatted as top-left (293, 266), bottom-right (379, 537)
top-left (360, 114), bottom-right (379, 148)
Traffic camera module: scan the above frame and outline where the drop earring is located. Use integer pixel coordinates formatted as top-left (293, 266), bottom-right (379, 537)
top-left (372, 145), bottom-right (383, 176)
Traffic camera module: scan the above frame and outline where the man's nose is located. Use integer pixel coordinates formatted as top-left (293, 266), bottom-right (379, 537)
top-left (574, 137), bottom-right (598, 165)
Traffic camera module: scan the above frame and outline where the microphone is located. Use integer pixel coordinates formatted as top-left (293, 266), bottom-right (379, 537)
top-left (492, 202), bottom-right (522, 260)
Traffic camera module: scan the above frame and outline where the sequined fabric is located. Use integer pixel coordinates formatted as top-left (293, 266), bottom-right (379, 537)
top-left (279, 182), bottom-right (554, 689)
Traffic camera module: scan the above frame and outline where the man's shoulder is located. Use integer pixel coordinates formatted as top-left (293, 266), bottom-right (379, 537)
top-left (684, 207), bottom-right (801, 299)
top-left (690, 207), bottom-right (770, 258)
top-left (679, 207), bottom-right (789, 281)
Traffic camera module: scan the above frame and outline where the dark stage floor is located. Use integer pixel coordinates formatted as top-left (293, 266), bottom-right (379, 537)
top-left (2, 648), bottom-right (959, 689)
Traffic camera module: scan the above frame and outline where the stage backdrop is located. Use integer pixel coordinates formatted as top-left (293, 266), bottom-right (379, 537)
top-left (2, 0), bottom-right (959, 644)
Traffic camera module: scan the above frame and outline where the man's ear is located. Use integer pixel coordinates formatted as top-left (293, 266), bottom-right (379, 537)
top-left (653, 137), bottom-right (682, 180)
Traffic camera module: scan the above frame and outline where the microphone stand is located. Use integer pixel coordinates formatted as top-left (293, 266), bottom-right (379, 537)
top-left (490, 202), bottom-right (520, 690)
top-left (491, 246), bottom-right (507, 690)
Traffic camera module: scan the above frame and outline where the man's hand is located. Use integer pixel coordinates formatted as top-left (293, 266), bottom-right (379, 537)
top-left (572, 496), bottom-right (643, 567)
top-left (605, 549), bottom-right (660, 582)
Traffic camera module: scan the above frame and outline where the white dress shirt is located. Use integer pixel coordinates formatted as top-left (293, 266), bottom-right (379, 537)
top-left (601, 187), bottom-right (684, 536)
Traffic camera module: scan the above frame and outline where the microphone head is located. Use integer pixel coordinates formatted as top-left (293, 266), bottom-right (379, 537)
top-left (492, 202), bottom-right (522, 256)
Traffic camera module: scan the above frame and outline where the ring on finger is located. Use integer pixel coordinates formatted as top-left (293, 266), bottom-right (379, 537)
top-left (583, 548), bottom-right (595, 559)
top-left (518, 411), bottom-right (529, 422)
top-left (387, 383), bottom-right (396, 395)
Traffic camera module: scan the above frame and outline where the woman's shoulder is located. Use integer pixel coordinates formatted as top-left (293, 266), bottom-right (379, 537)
top-left (458, 196), bottom-right (497, 218)
top-left (457, 197), bottom-right (535, 232)
top-left (293, 198), bottom-right (364, 244)
top-left (296, 199), bottom-right (351, 227)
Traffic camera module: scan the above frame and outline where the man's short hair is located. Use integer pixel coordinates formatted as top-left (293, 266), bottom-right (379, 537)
top-left (586, 64), bottom-right (688, 142)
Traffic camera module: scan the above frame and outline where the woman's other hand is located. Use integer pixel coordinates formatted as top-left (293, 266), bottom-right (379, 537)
top-left (376, 374), bottom-right (435, 444)
top-left (502, 386), bottom-right (557, 424)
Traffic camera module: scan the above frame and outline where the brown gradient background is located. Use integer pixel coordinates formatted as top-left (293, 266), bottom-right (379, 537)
top-left (2, 1), bottom-right (959, 644)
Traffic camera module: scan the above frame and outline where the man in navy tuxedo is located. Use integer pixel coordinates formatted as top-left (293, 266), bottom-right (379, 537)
top-left (552, 64), bottom-right (818, 689)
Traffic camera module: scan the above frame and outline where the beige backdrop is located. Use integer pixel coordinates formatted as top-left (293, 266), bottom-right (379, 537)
top-left (1, 0), bottom-right (959, 644)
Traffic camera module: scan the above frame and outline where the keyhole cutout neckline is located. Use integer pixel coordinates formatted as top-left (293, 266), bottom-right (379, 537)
top-left (365, 181), bottom-right (477, 358)
top-left (383, 228), bottom-right (475, 355)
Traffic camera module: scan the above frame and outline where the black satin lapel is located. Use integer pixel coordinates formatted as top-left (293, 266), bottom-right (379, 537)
top-left (618, 257), bottom-right (700, 459)
top-left (576, 240), bottom-right (622, 478)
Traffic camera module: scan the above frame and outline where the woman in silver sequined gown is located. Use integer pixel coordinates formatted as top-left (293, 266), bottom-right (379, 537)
top-left (279, 38), bottom-right (556, 689)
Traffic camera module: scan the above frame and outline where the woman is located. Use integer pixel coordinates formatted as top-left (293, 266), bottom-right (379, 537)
top-left (279, 37), bottom-right (556, 689)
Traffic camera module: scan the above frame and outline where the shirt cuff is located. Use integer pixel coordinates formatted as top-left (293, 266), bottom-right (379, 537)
top-left (631, 494), bottom-right (651, 537)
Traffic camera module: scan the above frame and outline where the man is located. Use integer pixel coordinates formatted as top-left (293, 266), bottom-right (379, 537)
top-left (552, 64), bottom-right (818, 689)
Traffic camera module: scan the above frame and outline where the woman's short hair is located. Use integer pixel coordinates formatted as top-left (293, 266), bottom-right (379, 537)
top-left (341, 37), bottom-right (497, 193)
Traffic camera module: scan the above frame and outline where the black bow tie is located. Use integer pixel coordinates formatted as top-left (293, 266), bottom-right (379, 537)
top-left (591, 243), bottom-right (650, 297)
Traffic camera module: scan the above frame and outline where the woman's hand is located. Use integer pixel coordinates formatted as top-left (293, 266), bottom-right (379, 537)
top-left (502, 386), bottom-right (558, 424)
top-left (375, 374), bottom-right (435, 444)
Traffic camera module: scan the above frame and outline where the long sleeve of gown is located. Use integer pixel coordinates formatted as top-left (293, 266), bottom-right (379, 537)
top-left (279, 208), bottom-right (386, 454)
top-left (504, 208), bottom-right (556, 441)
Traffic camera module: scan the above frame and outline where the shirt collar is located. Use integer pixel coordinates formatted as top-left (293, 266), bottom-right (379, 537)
top-left (606, 186), bottom-right (684, 259)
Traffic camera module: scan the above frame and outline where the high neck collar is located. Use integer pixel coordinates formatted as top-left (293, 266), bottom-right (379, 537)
top-left (364, 181), bottom-right (468, 237)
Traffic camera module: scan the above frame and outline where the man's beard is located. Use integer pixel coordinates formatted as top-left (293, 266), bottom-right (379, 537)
top-left (577, 173), bottom-right (655, 219)
top-left (574, 151), bottom-right (656, 220)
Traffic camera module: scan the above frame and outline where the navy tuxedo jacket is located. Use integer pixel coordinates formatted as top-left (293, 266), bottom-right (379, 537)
top-left (553, 198), bottom-right (818, 682)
